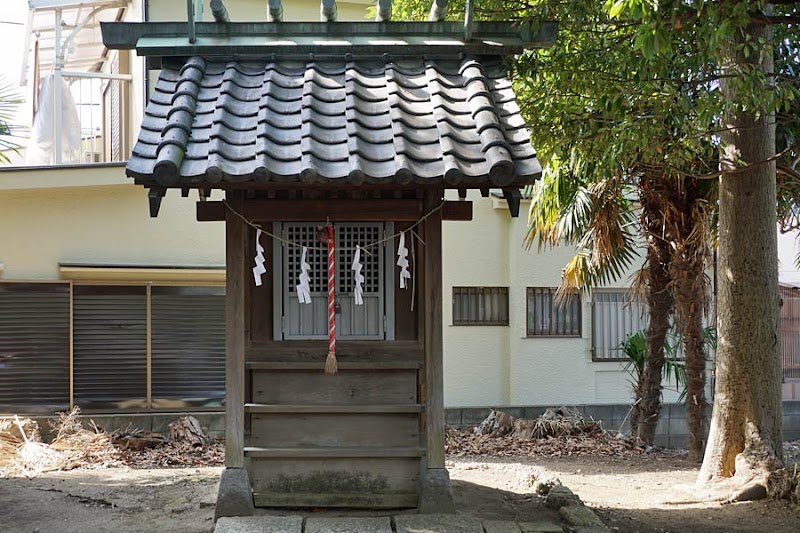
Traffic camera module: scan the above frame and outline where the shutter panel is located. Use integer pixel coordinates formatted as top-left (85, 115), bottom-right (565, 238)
top-left (0, 283), bottom-right (70, 412)
top-left (151, 286), bottom-right (225, 408)
top-left (73, 286), bottom-right (147, 409)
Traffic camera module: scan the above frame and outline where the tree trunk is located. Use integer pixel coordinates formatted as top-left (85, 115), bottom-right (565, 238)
top-left (698, 20), bottom-right (783, 487)
top-left (637, 174), bottom-right (675, 444)
top-left (669, 177), bottom-right (710, 462)
top-left (672, 254), bottom-right (708, 462)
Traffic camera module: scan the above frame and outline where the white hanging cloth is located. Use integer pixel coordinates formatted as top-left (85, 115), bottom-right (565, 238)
top-left (296, 246), bottom-right (312, 304)
top-left (252, 229), bottom-right (266, 287)
top-left (397, 231), bottom-right (411, 289)
top-left (352, 246), bottom-right (364, 306)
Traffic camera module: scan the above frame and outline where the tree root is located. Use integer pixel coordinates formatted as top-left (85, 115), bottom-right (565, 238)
top-left (723, 479), bottom-right (768, 504)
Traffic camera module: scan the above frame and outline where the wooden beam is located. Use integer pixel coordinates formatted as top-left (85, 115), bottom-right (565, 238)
top-left (503, 188), bottom-right (522, 218)
top-left (442, 201), bottom-right (472, 221)
top-left (148, 188), bottom-right (165, 218)
top-left (423, 189), bottom-right (445, 469)
top-left (225, 190), bottom-right (247, 468)
top-left (197, 199), bottom-right (471, 222)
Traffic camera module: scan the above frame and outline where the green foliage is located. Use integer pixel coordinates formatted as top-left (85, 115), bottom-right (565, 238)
top-left (619, 327), bottom-right (716, 402)
top-left (0, 76), bottom-right (25, 165)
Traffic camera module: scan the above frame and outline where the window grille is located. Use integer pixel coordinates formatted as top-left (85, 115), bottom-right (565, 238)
top-left (280, 223), bottom-right (386, 340)
top-left (452, 287), bottom-right (509, 325)
top-left (781, 286), bottom-right (800, 380)
top-left (526, 287), bottom-right (581, 336)
top-left (286, 225), bottom-right (328, 294)
top-left (337, 225), bottom-right (381, 293)
top-left (591, 291), bottom-right (648, 360)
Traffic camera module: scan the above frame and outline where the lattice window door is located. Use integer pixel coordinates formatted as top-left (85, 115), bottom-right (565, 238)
top-left (279, 223), bottom-right (386, 340)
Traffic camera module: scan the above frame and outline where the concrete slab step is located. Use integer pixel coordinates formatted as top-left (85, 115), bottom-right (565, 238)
top-left (394, 514), bottom-right (484, 533)
top-left (214, 515), bottom-right (303, 533)
top-left (305, 517), bottom-right (392, 533)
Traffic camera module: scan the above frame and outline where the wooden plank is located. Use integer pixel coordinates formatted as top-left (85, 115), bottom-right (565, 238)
top-left (249, 412), bottom-right (420, 447)
top-left (196, 201), bottom-right (225, 221)
top-left (224, 190), bottom-right (246, 468)
top-left (442, 201), bottom-right (472, 221)
top-left (248, 223), bottom-right (273, 342)
top-left (199, 200), bottom-right (471, 223)
top-left (394, 222), bottom-right (419, 341)
top-left (246, 360), bottom-right (421, 370)
top-left (245, 403), bottom-right (422, 413)
top-left (245, 448), bottom-right (425, 458)
top-left (247, 456), bottom-right (420, 503)
top-left (198, 199), bottom-right (424, 222)
top-left (253, 492), bottom-right (417, 509)
top-left (423, 189), bottom-right (445, 469)
top-left (245, 340), bottom-right (424, 360)
top-left (252, 369), bottom-right (417, 404)
top-left (145, 284), bottom-right (152, 409)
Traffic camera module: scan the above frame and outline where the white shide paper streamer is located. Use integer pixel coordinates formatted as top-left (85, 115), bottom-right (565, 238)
top-left (296, 246), bottom-right (312, 304)
top-left (252, 229), bottom-right (266, 287)
top-left (396, 231), bottom-right (411, 289)
top-left (352, 246), bottom-right (364, 306)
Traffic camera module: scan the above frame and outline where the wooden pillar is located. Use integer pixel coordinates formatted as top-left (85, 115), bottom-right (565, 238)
top-left (225, 190), bottom-right (246, 467)
top-left (423, 189), bottom-right (445, 468)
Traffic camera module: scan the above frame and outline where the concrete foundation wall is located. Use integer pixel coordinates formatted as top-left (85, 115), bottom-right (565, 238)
top-left (12, 402), bottom-right (800, 450)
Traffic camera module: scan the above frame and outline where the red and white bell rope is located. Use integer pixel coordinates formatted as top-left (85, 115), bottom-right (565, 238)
top-left (325, 225), bottom-right (338, 374)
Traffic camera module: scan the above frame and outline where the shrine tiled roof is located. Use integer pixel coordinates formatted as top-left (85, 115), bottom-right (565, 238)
top-left (127, 55), bottom-right (541, 188)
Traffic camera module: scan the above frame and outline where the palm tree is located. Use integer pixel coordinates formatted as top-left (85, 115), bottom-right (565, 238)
top-left (525, 157), bottom-right (714, 458)
top-left (0, 76), bottom-right (25, 164)
top-left (525, 163), bottom-right (676, 445)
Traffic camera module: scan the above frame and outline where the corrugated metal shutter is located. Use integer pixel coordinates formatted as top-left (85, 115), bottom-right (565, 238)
top-left (0, 283), bottom-right (70, 412)
top-left (73, 286), bottom-right (147, 409)
top-left (151, 286), bottom-right (225, 408)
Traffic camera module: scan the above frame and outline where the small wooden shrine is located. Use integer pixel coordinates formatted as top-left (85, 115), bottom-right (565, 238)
top-left (102, 0), bottom-right (555, 517)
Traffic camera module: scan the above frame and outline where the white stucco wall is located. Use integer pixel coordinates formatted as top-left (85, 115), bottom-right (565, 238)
top-left (0, 172), bottom-right (224, 279)
top-left (441, 193), bottom-right (682, 408)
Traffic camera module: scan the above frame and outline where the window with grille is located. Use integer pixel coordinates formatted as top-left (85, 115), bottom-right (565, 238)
top-left (591, 291), bottom-right (647, 360)
top-left (279, 223), bottom-right (389, 340)
top-left (452, 287), bottom-right (509, 325)
top-left (526, 287), bottom-right (581, 337)
top-left (780, 286), bottom-right (800, 380)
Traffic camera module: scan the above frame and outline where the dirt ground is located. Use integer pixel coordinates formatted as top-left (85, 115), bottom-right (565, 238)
top-left (1, 452), bottom-right (799, 533)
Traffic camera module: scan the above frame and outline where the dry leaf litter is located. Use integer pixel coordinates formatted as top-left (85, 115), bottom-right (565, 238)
top-left (447, 407), bottom-right (680, 459)
top-left (0, 408), bottom-right (223, 477)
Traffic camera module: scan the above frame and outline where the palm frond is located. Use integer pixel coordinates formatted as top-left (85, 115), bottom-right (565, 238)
top-left (0, 77), bottom-right (26, 164)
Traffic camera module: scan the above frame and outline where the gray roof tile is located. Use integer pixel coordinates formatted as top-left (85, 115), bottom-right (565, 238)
top-left (126, 56), bottom-right (541, 187)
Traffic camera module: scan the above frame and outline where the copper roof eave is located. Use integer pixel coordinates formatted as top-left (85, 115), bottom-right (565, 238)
top-left (127, 168), bottom-right (544, 191)
top-left (101, 20), bottom-right (559, 60)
